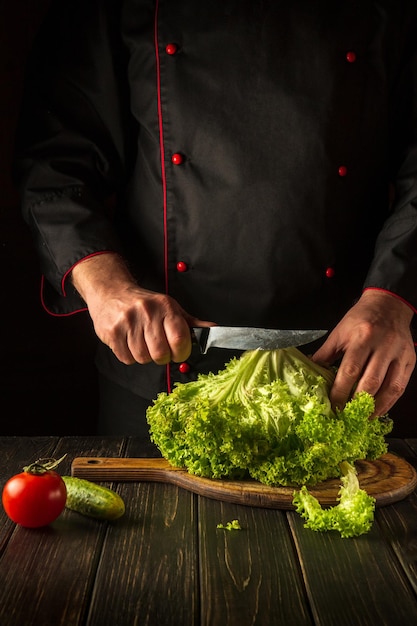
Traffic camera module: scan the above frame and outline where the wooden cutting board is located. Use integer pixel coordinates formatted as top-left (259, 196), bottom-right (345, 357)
top-left (71, 452), bottom-right (417, 510)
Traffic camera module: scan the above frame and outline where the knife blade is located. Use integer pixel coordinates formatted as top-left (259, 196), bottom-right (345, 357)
top-left (192, 327), bottom-right (327, 353)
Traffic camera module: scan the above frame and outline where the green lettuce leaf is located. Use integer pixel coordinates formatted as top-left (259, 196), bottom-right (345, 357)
top-left (146, 347), bottom-right (392, 487)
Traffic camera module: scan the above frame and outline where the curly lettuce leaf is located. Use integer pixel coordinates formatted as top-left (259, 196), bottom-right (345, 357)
top-left (292, 461), bottom-right (376, 538)
top-left (146, 347), bottom-right (392, 486)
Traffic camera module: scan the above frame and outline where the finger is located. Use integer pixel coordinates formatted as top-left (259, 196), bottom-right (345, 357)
top-left (117, 322), bottom-right (158, 365)
top-left (163, 317), bottom-right (193, 363)
top-left (134, 327), bottom-right (171, 365)
top-left (152, 315), bottom-right (216, 364)
top-left (183, 314), bottom-right (218, 329)
top-left (329, 350), bottom-right (371, 410)
top-left (367, 359), bottom-right (414, 417)
top-left (311, 336), bottom-right (342, 369)
top-left (130, 316), bottom-right (192, 365)
top-left (354, 340), bottom-right (416, 415)
top-left (100, 324), bottom-right (139, 365)
top-left (353, 356), bottom-right (390, 399)
top-left (108, 341), bottom-right (138, 366)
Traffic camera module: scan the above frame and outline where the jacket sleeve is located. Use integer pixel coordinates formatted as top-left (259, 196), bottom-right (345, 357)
top-left (363, 10), bottom-right (417, 314)
top-left (14, 0), bottom-right (133, 314)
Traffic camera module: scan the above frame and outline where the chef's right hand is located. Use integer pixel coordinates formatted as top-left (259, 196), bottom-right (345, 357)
top-left (70, 252), bottom-right (214, 365)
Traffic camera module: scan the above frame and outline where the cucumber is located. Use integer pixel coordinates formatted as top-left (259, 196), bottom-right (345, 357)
top-left (62, 476), bottom-right (125, 520)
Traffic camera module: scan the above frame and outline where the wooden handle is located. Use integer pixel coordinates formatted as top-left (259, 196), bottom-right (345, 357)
top-left (71, 453), bottom-right (417, 510)
top-left (71, 457), bottom-right (182, 481)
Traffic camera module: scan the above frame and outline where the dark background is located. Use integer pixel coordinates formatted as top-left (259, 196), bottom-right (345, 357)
top-left (1, 0), bottom-right (416, 436)
top-left (1, 0), bottom-right (98, 434)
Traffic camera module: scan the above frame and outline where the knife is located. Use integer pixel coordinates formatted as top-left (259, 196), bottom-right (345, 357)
top-left (192, 327), bottom-right (327, 353)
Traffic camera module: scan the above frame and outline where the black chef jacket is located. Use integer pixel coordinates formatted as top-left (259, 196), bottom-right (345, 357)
top-left (15, 0), bottom-right (417, 400)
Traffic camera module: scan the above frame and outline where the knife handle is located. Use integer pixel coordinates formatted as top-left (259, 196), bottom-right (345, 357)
top-left (191, 327), bottom-right (209, 353)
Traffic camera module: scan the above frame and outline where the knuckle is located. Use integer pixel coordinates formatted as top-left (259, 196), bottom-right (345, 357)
top-left (356, 321), bottom-right (375, 342)
top-left (169, 331), bottom-right (190, 350)
top-left (132, 352), bottom-right (152, 365)
top-left (360, 373), bottom-right (382, 395)
top-left (385, 379), bottom-right (407, 399)
top-left (110, 346), bottom-right (136, 365)
top-left (341, 361), bottom-right (363, 381)
top-left (404, 346), bottom-right (417, 369)
top-left (143, 338), bottom-right (171, 365)
top-left (151, 349), bottom-right (171, 365)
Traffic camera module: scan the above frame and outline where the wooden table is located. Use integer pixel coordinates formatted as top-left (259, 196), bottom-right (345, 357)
top-left (1, 436), bottom-right (417, 626)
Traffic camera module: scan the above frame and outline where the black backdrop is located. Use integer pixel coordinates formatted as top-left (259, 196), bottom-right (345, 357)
top-left (0, 0), bottom-right (98, 435)
top-left (1, 1), bottom-right (416, 436)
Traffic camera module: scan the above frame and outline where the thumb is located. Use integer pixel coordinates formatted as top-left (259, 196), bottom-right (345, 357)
top-left (311, 335), bottom-right (341, 368)
top-left (185, 315), bottom-right (218, 329)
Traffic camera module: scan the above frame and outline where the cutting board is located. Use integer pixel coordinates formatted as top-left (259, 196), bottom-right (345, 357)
top-left (71, 452), bottom-right (417, 510)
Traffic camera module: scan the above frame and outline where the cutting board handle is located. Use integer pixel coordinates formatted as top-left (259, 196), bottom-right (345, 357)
top-left (72, 457), bottom-right (181, 481)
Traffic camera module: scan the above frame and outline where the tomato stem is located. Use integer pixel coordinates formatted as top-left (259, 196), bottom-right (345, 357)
top-left (23, 454), bottom-right (67, 475)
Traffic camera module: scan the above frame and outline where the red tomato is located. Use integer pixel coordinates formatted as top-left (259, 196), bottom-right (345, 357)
top-left (2, 469), bottom-right (67, 528)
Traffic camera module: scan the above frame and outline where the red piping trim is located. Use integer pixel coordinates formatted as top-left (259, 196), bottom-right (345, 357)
top-left (154, 1), bottom-right (172, 392)
top-left (40, 275), bottom-right (88, 317)
top-left (41, 251), bottom-right (112, 317)
top-left (362, 287), bottom-right (417, 315)
top-left (61, 251), bottom-right (112, 297)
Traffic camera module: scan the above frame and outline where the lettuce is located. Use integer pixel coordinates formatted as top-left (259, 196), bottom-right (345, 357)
top-left (146, 347), bottom-right (392, 488)
top-left (293, 461), bottom-right (376, 538)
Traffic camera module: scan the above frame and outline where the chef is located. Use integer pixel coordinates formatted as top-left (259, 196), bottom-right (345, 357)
top-left (15, 0), bottom-right (417, 434)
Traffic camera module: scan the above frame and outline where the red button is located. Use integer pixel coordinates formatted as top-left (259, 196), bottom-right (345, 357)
top-left (325, 267), bottom-right (335, 279)
top-left (346, 51), bottom-right (357, 63)
top-left (171, 153), bottom-right (184, 165)
top-left (179, 362), bottom-right (191, 374)
top-left (338, 165), bottom-right (348, 177)
top-left (165, 43), bottom-right (178, 56)
top-left (176, 261), bottom-right (188, 272)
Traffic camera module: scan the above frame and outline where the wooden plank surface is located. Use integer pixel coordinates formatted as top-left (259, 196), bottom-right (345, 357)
top-left (374, 439), bottom-right (417, 599)
top-left (0, 437), bottom-right (417, 626)
top-left (0, 436), bottom-right (126, 626)
top-left (288, 510), bottom-right (417, 626)
top-left (120, 438), bottom-right (313, 625)
top-left (284, 439), bottom-right (417, 626)
top-left (77, 436), bottom-right (198, 625)
top-left (287, 440), bottom-right (417, 626)
top-left (198, 498), bottom-right (313, 626)
top-left (85, 481), bottom-right (199, 626)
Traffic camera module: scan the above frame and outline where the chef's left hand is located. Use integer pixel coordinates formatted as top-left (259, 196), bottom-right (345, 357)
top-left (311, 289), bottom-right (416, 417)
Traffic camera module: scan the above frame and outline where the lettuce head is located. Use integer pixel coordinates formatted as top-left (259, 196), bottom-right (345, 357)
top-left (146, 347), bottom-right (392, 487)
